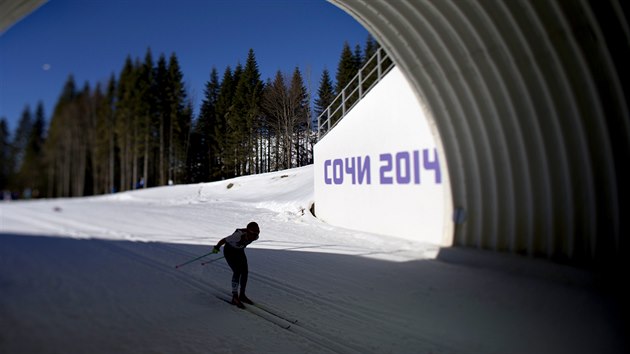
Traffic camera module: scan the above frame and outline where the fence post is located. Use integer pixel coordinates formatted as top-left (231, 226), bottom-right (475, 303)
top-left (342, 90), bottom-right (346, 117)
top-left (358, 69), bottom-right (363, 98)
top-left (327, 106), bottom-right (331, 132)
top-left (317, 112), bottom-right (321, 139)
top-left (377, 48), bottom-right (382, 78)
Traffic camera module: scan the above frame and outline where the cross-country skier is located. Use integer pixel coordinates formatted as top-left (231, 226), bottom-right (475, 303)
top-left (213, 222), bottom-right (260, 308)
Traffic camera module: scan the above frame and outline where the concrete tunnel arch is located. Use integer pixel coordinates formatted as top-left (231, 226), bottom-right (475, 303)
top-left (329, 0), bottom-right (629, 266)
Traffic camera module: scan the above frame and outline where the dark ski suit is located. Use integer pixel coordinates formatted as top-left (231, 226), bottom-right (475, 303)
top-left (222, 229), bottom-right (257, 294)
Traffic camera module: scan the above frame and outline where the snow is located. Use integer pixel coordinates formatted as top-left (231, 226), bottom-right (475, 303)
top-left (0, 165), bottom-right (626, 353)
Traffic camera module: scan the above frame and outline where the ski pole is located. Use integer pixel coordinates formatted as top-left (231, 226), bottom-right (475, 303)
top-left (174, 251), bottom-right (214, 268)
top-left (201, 256), bottom-right (224, 266)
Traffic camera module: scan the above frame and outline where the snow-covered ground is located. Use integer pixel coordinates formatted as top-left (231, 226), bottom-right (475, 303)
top-left (0, 165), bottom-right (626, 353)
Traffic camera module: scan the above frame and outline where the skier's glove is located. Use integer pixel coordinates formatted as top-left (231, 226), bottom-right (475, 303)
top-left (212, 246), bottom-right (220, 254)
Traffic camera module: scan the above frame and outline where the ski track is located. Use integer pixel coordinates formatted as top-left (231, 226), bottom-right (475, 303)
top-left (98, 240), bottom-right (367, 354)
top-left (3, 203), bottom-right (615, 353)
top-left (157, 242), bottom-right (456, 354)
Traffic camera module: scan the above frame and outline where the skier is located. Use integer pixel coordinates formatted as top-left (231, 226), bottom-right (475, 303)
top-left (213, 222), bottom-right (260, 308)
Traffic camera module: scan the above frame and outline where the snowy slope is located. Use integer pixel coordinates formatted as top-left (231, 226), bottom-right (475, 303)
top-left (0, 165), bottom-right (626, 353)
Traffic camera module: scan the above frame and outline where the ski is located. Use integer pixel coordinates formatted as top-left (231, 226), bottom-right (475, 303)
top-left (250, 302), bottom-right (298, 324)
top-left (215, 295), bottom-right (292, 329)
top-left (217, 296), bottom-right (245, 309)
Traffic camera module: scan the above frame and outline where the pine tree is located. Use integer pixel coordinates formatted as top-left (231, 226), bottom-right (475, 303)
top-left (44, 76), bottom-right (95, 197)
top-left (195, 67), bottom-right (220, 181)
top-left (0, 118), bottom-right (12, 192)
top-left (335, 41), bottom-right (359, 95)
top-left (115, 57), bottom-right (135, 191)
top-left (137, 48), bottom-right (156, 189)
top-left (12, 105), bottom-right (33, 179)
top-left (361, 35), bottom-right (380, 94)
top-left (225, 63), bottom-right (243, 177)
top-left (232, 49), bottom-right (263, 175)
top-left (363, 35), bottom-right (379, 66)
top-left (181, 100), bottom-right (194, 184)
top-left (289, 67), bottom-right (309, 167)
top-left (259, 77), bottom-right (274, 173)
top-left (166, 53), bottom-right (190, 184)
top-left (106, 76), bottom-right (118, 192)
top-left (263, 71), bottom-right (288, 170)
top-left (333, 41), bottom-right (361, 126)
top-left (155, 54), bottom-right (170, 186)
top-left (18, 102), bottom-right (47, 197)
top-left (130, 58), bottom-right (142, 190)
top-left (92, 83), bottom-right (106, 194)
top-left (215, 66), bottom-right (235, 179)
top-left (186, 123), bottom-right (204, 183)
top-left (32, 103), bottom-right (47, 193)
top-left (353, 44), bottom-right (363, 72)
top-left (73, 82), bottom-right (94, 197)
top-left (45, 75), bottom-right (77, 197)
top-left (314, 69), bottom-right (335, 133)
top-left (94, 75), bottom-right (117, 194)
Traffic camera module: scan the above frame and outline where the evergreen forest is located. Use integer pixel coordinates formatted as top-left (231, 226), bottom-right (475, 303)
top-left (0, 37), bottom-right (380, 199)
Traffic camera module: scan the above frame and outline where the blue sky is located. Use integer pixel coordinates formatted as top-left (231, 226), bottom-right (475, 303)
top-left (0, 0), bottom-right (369, 132)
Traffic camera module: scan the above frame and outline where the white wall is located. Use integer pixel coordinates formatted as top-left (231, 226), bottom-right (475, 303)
top-left (314, 67), bottom-right (452, 246)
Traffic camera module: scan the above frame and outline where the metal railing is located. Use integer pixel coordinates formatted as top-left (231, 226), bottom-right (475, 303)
top-left (317, 47), bottom-right (394, 140)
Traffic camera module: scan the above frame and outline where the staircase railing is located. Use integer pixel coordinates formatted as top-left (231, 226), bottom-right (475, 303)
top-left (317, 47), bottom-right (394, 140)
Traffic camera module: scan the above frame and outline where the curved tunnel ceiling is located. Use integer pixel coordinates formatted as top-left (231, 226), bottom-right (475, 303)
top-left (0, 0), bottom-right (45, 35)
top-left (331, 0), bottom-right (629, 265)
